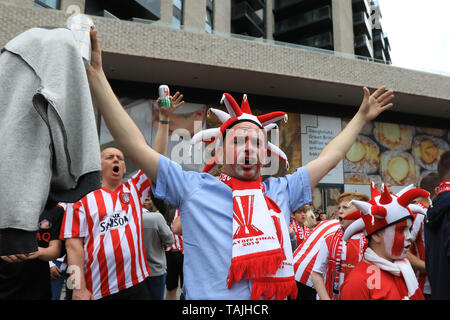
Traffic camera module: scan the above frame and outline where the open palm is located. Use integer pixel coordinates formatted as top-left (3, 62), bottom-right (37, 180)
top-left (359, 85), bottom-right (394, 122)
top-left (158, 91), bottom-right (185, 119)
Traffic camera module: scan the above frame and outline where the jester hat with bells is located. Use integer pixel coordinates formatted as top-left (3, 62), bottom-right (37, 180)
top-left (342, 183), bottom-right (430, 242)
top-left (190, 93), bottom-right (289, 173)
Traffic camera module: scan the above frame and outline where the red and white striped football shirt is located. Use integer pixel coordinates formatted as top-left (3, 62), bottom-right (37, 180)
top-left (293, 220), bottom-right (340, 287)
top-left (60, 170), bottom-right (151, 299)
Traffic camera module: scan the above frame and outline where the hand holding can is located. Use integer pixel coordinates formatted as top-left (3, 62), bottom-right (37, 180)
top-left (68, 14), bottom-right (95, 67)
top-left (158, 85), bottom-right (171, 109)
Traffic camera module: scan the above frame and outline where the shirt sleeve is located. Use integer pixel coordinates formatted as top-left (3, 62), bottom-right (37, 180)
top-left (59, 201), bottom-right (88, 239)
top-left (151, 155), bottom-right (204, 209)
top-left (129, 170), bottom-right (152, 204)
top-left (264, 166), bottom-right (312, 215)
top-left (312, 238), bottom-right (329, 275)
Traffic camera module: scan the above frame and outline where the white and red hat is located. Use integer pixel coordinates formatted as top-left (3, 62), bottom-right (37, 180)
top-left (190, 93), bottom-right (289, 173)
top-left (343, 183), bottom-right (430, 241)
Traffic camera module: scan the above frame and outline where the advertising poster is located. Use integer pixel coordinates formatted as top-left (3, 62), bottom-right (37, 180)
top-left (342, 119), bottom-right (449, 188)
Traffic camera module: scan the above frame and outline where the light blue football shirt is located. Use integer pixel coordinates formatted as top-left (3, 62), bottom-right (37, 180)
top-left (152, 155), bottom-right (312, 299)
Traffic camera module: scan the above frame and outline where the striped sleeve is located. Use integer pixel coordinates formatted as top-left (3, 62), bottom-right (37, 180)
top-left (293, 220), bottom-right (340, 286)
top-left (59, 200), bottom-right (88, 239)
top-left (129, 170), bottom-right (151, 204)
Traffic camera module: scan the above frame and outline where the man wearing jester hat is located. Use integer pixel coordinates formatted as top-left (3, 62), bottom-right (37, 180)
top-left (85, 30), bottom-right (394, 300)
top-left (339, 185), bottom-right (430, 300)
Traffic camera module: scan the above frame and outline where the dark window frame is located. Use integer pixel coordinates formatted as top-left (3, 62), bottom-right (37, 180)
top-left (206, 0), bottom-right (214, 33)
top-left (34, 0), bottom-right (61, 9)
top-left (173, 0), bottom-right (184, 28)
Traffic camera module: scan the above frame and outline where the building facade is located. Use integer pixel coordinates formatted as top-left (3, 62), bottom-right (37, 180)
top-left (1, 0), bottom-right (449, 214)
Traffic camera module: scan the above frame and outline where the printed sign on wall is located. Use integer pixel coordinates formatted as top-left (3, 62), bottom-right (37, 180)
top-left (301, 114), bottom-right (343, 184)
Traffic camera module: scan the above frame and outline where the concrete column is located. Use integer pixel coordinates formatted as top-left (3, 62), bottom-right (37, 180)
top-left (159, 0), bottom-right (173, 24)
top-left (331, 0), bottom-right (354, 54)
top-left (265, 0), bottom-right (274, 40)
top-left (213, 0), bottom-right (231, 33)
top-left (183, 0), bottom-right (206, 31)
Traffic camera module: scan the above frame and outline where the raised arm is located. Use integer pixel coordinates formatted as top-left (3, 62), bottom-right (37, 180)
top-left (87, 30), bottom-right (160, 182)
top-left (152, 92), bottom-right (184, 155)
top-left (306, 86), bottom-right (394, 188)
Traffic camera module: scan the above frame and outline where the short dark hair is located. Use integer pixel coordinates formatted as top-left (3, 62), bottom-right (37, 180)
top-left (438, 150), bottom-right (450, 180)
top-left (419, 172), bottom-right (440, 197)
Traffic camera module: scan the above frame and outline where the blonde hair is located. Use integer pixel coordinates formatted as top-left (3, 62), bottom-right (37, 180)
top-left (305, 209), bottom-right (317, 229)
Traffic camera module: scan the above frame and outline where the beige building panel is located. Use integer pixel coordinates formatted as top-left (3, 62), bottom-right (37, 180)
top-left (332, 0), bottom-right (355, 55)
top-left (159, 0), bottom-right (173, 24)
top-left (0, 0), bottom-right (34, 6)
top-left (213, 0), bottom-right (230, 33)
top-left (183, 0), bottom-right (206, 31)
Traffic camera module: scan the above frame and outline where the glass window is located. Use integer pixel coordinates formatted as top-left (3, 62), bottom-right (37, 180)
top-left (173, 0), bottom-right (183, 11)
top-left (205, 0), bottom-right (214, 34)
top-left (34, 0), bottom-right (60, 9)
top-left (173, 0), bottom-right (183, 29)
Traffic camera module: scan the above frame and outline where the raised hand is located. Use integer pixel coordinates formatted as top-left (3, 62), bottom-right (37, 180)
top-left (157, 91), bottom-right (185, 121)
top-left (358, 85), bottom-right (394, 122)
top-left (86, 28), bottom-right (104, 80)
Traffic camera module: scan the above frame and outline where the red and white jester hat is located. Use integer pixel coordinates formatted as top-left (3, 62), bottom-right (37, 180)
top-left (343, 182), bottom-right (430, 241)
top-left (190, 93), bottom-right (289, 173)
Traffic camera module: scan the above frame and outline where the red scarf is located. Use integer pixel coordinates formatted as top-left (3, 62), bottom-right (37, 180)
top-left (437, 180), bottom-right (450, 196)
top-left (325, 228), bottom-right (344, 300)
top-left (290, 219), bottom-right (310, 247)
top-left (219, 173), bottom-right (297, 300)
top-left (326, 228), bottom-right (367, 300)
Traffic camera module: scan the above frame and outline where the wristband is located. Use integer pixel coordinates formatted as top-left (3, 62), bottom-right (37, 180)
top-left (159, 120), bottom-right (170, 124)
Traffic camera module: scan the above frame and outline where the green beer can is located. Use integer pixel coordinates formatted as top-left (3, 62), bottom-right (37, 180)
top-left (158, 85), bottom-right (171, 109)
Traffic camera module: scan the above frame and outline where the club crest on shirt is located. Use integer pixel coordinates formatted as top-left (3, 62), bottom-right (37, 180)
top-left (120, 192), bottom-right (131, 205)
top-left (39, 219), bottom-right (51, 229)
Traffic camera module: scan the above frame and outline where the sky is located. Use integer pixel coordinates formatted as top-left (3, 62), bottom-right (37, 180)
top-left (377, 0), bottom-right (450, 76)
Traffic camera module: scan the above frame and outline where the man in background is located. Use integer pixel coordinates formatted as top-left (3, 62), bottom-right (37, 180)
top-left (424, 150), bottom-right (450, 299)
top-left (142, 196), bottom-right (174, 300)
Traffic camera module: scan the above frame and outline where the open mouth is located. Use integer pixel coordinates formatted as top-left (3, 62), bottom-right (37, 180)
top-left (243, 156), bottom-right (258, 165)
top-left (112, 166), bottom-right (120, 174)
